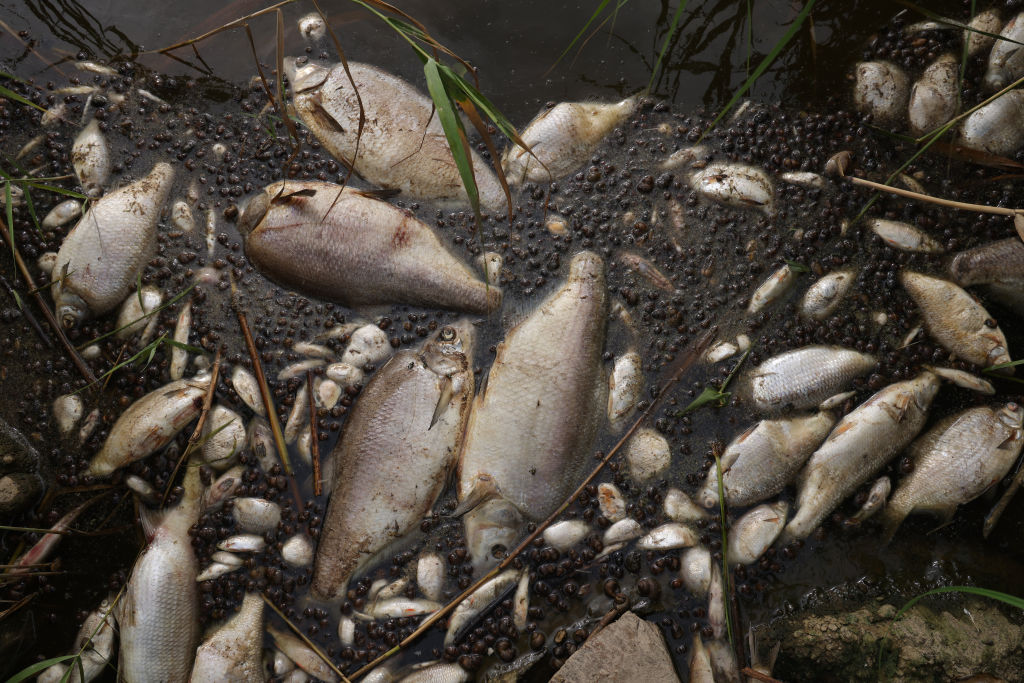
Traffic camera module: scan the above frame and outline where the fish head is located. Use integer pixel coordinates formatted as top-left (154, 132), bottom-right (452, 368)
top-left (463, 498), bottom-right (523, 573)
top-left (237, 189), bottom-right (270, 237)
top-left (56, 291), bottom-right (88, 329)
top-left (282, 57), bottom-right (330, 94)
top-left (568, 250), bottom-right (605, 285)
top-left (998, 402), bottom-right (1024, 431)
top-left (423, 318), bottom-right (476, 376)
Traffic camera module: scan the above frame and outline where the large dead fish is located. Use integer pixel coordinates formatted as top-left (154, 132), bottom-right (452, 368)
top-left (881, 403), bottom-right (1024, 540)
top-left (783, 371), bottom-right (940, 541)
top-left (118, 459), bottom-right (204, 682)
top-left (284, 58), bottom-right (505, 210)
top-left (239, 180), bottom-right (501, 314)
top-left (744, 345), bottom-right (876, 412)
top-left (312, 321), bottom-right (476, 600)
top-left (458, 251), bottom-right (607, 569)
top-left (52, 162), bottom-right (174, 328)
top-left (190, 592), bottom-right (267, 682)
top-left (949, 238), bottom-right (1024, 315)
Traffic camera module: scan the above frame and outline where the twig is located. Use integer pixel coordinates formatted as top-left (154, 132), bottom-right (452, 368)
top-left (262, 593), bottom-right (352, 683)
top-left (0, 215), bottom-right (96, 384)
top-left (161, 350), bottom-right (221, 507)
top-left (351, 330), bottom-right (715, 679)
top-left (0, 272), bottom-right (50, 346)
top-left (846, 175), bottom-right (1024, 216)
top-left (0, 592), bottom-right (36, 622)
top-left (307, 371), bottom-right (322, 497)
top-left (741, 668), bottom-right (783, 683)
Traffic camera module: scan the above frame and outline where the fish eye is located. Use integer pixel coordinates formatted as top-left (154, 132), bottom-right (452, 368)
top-left (439, 326), bottom-right (456, 341)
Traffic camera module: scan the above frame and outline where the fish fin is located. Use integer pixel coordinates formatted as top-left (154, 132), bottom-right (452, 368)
top-left (984, 474), bottom-right (1023, 538)
top-left (138, 504), bottom-right (166, 541)
top-left (308, 96), bottom-right (345, 133)
top-left (878, 505), bottom-right (907, 545)
top-left (350, 188), bottom-right (402, 201)
top-left (429, 377), bottom-right (453, 430)
top-left (271, 188), bottom-right (318, 202)
top-left (451, 475), bottom-right (500, 517)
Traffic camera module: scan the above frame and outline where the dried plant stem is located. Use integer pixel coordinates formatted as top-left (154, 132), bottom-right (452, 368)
top-left (847, 175), bottom-right (1024, 216)
top-left (741, 668), bottom-right (783, 683)
top-left (0, 592), bottom-right (35, 621)
top-left (262, 593), bottom-right (352, 683)
top-left (351, 330), bottom-right (715, 679)
top-left (161, 350), bottom-right (221, 507)
top-left (0, 216), bottom-right (96, 385)
top-left (150, 0), bottom-right (296, 54)
top-left (307, 371), bottom-right (322, 497)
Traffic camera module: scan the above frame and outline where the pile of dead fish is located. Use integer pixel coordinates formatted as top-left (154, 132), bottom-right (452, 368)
top-left (11, 7), bottom-right (1024, 683)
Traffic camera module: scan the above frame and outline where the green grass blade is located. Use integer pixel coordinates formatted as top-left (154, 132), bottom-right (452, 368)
top-left (423, 59), bottom-right (479, 216)
top-left (0, 83), bottom-right (46, 114)
top-left (6, 655), bottom-right (78, 683)
top-left (20, 182), bottom-right (40, 234)
top-left (894, 586), bottom-right (1024, 619)
top-left (649, 1), bottom-right (688, 91)
top-left (552, 0), bottom-right (614, 71)
top-left (699, 0), bottom-right (818, 142)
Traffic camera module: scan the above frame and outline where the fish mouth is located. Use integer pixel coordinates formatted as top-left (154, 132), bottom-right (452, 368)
top-left (282, 56), bottom-right (330, 93)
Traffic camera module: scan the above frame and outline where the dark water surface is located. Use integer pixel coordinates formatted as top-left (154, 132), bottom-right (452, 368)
top-left (2, 0), bottom-right (1024, 681)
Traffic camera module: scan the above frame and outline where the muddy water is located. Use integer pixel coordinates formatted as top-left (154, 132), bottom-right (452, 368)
top-left (2, 0), bottom-right (1024, 681)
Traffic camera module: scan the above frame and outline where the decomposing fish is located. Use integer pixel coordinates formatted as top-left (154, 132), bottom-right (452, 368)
top-left (869, 218), bottom-right (944, 253)
top-left (680, 546), bottom-right (712, 597)
top-left (190, 592), bottom-right (266, 682)
top-left (925, 365), bottom-right (996, 394)
top-left (617, 251), bottom-right (675, 292)
top-left (747, 263), bottom-right (797, 313)
top-left (312, 321), bottom-right (475, 600)
top-left (689, 635), bottom-right (715, 683)
top-left (853, 61), bottom-right (910, 124)
top-left (232, 497), bottom-right (281, 534)
top-left (53, 162), bottom-right (174, 328)
top-left (607, 350), bottom-right (643, 432)
top-left (281, 534), bottom-right (313, 568)
top-left (115, 286), bottom-right (162, 342)
top-left (800, 270), bottom-right (855, 320)
top-left (637, 522), bottom-right (699, 550)
top-left (369, 597), bottom-right (441, 619)
top-left (689, 162), bottom-right (774, 213)
top-left (665, 488), bottom-right (708, 523)
top-left (901, 271), bottom-right (1013, 371)
top-left (71, 119), bottom-right (110, 197)
top-left (744, 345), bottom-right (875, 412)
top-left (949, 237), bottom-right (1024, 315)
top-left (502, 98), bottom-right (636, 183)
top-left (727, 501), bottom-right (788, 565)
top-left (625, 427), bottom-right (671, 482)
top-left (200, 405), bottom-right (245, 471)
top-left (417, 553), bottom-right (445, 602)
top-left (698, 411), bottom-right (836, 509)
top-left (784, 372), bottom-right (940, 541)
top-left (267, 625), bottom-right (339, 683)
top-left (458, 252), bottom-right (607, 569)
top-left (881, 403), bottom-right (1024, 540)
top-left (966, 10), bottom-right (1003, 56)
top-left (118, 461), bottom-right (203, 683)
top-left (170, 300), bottom-right (192, 381)
top-left (908, 53), bottom-right (959, 135)
top-left (284, 58), bottom-right (505, 210)
top-left (847, 476), bottom-right (891, 526)
top-left (87, 372), bottom-right (212, 477)
top-left (230, 366), bottom-right (264, 416)
top-left (52, 393), bottom-right (83, 436)
top-left (543, 520), bottom-right (590, 551)
top-left (959, 90), bottom-right (1024, 156)
top-left (444, 569), bottom-right (520, 644)
top-left (598, 482), bottom-right (627, 522)
top-left (42, 199), bottom-right (83, 229)
top-left (40, 593), bottom-right (117, 683)
top-left (984, 11), bottom-right (1024, 90)
top-left (341, 324), bottom-right (392, 369)
top-left (239, 180), bottom-right (501, 314)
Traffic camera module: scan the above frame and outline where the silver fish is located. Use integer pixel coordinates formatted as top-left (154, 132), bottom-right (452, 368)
top-left (444, 569), bottom-right (520, 645)
top-left (984, 12), bottom-right (1024, 90)
top-left (689, 162), bottom-right (774, 213)
top-left (87, 372), bottom-right (212, 477)
top-left (397, 661), bottom-right (470, 683)
top-left (267, 625), bottom-right (339, 683)
top-left (53, 162), bottom-right (174, 328)
top-left (281, 534), bottom-right (314, 568)
top-left (680, 546), bottom-right (712, 597)
top-left (800, 270), bottom-right (855, 320)
top-left (960, 90), bottom-right (1024, 156)
top-left (51, 593), bottom-right (117, 683)
top-left (71, 119), bottom-right (110, 197)
top-left (901, 271), bottom-right (1013, 370)
top-left (312, 322), bottom-right (475, 600)
top-left (416, 553), bottom-right (445, 602)
top-left (950, 237), bottom-right (1024, 287)
top-left (232, 497), bottom-right (281, 534)
top-left (239, 180), bottom-right (501, 313)
top-left (881, 403), bottom-right (1024, 540)
top-left (458, 252), bottom-right (607, 569)
top-left (637, 522), bottom-right (699, 550)
top-left (543, 520), bottom-right (590, 551)
top-left (607, 350), bottom-right (643, 432)
top-left (170, 300), bottom-right (192, 381)
top-left (908, 54), bottom-right (959, 135)
top-left (925, 365), bottom-right (996, 394)
top-left (200, 405), bottom-right (245, 471)
top-left (52, 393), bottom-right (83, 436)
top-left (503, 98), bottom-right (636, 184)
top-left (190, 592), bottom-right (266, 682)
top-left (230, 366), bottom-right (264, 416)
top-left (118, 461), bottom-right (203, 683)
top-left (747, 263), bottom-right (797, 313)
top-left (853, 61), bottom-right (910, 124)
top-left (784, 372), bottom-right (940, 541)
top-left (869, 218), bottom-right (944, 253)
top-left (689, 635), bottom-right (715, 683)
top-left (727, 501), bottom-right (788, 565)
top-left (285, 59), bottom-right (504, 210)
top-left (744, 345), bottom-right (875, 412)
top-left (699, 411), bottom-right (836, 509)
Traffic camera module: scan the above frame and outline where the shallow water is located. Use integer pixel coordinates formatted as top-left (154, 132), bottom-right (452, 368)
top-left (2, 0), bottom-right (1024, 681)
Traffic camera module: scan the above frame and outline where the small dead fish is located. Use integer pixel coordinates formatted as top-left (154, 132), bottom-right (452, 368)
top-left (680, 546), bottom-right (712, 597)
top-left (707, 568), bottom-right (726, 640)
top-left (115, 286), bottom-right (162, 342)
top-left (637, 522), bottom-right (699, 550)
top-left (597, 482), bottom-right (627, 522)
top-left (869, 218), bottom-right (944, 253)
top-left (665, 488), bottom-right (709, 523)
top-left (689, 162), bottom-right (774, 213)
top-left (170, 300), bottom-right (191, 381)
top-left (325, 362), bottom-right (364, 388)
top-left (960, 90), bottom-right (1024, 156)
top-left (727, 501), bottom-right (788, 565)
top-left (847, 476), bottom-right (891, 526)
top-left (617, 251), bottom-right (675, 292)
top-left (416, 553), bottom-right (445, 602)
top-left (342, 324), bottom-right (392, 369)
top-left (984, 12), bottom-right (1024, 90)
top-left (779, 171), bottom-right (826, 189)
top-left (689, 635), bottom-right (715, 683)
top-left (233, 497), bottom-right (282, 534)
top-left (218, 534), bottom-right (266, 553)
top-left (705, 340), bottom-right (739, 363)
top-left (10, 500), bottom-right (90, 573)
top-left (281, 534), bottom-right (314, 567)
top-left (240, 180), bottom-right (501, 313)
top-left (200, 405), bottom-right (245, 471)
top-left (277, 358), bottom-right (325, 382)
top-left (881, 403), bottom-right (1024, 540)
top-left (42, 199), bottom-right (83, 229)
top-left (660, 145), bottom-right (708, 170)
top-left (543, 520), bottom-right (590, 551)
top-left (966, 10), bottom-right (1003, 56)
top-left (75, 60), bottom-right (117, 75)
top-left (444, 570), bottom-right (520, 644)
top-left (603, 518), bottom-right (643, 545)
top-left (171, 200), bottom-right (194, 232)
top-left (87, 372), bottom-right (212, 477)
top-left (949, 237), bottom-right (1024, 287)
top-left (853, 61), bottom-right (910, 124)
top-left (744, 345), bottom-right (876, 412)
top-left (267, 625), bottom-right (339, 683)
top-left (196, 561), bottom-right (240, 582)
top-left (201, 466), bottom-right (245, 512)
top-left (607, 350), bottom-right (643, 433)
top-left (901, 271), bottom-right (1013, 370)
top-left (801, 270), bottom-right (855, 319)
top-left (503, 98), bottom-right (636, 183)
top-left (298, 12), bottom-right (327, 42)
top-left (625, 428), bottom-right (670, 482)
top-left (369, 597), bottom-right (441, 619)
top-left (52, 393), bottom-right (83, 436)
top-left (230, 366), bottom-right (264, 416)
top-left (925, 365), bottom-right (996, 394)
top-left (71, 119), bottom-right (111, 197)
top-left (748, 263), bottom-right (797, 313)
top-left (908, 54), bottom-right (959, 135)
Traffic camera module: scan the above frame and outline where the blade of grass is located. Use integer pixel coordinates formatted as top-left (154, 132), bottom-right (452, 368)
top-left (424, 59), bottom-right (479, 220)
top-left (550, 0), bottom-right (614, 73)
top-left (6, 655), bottom-right (78, 683)
top-left (0, 82), bottom-right (47, 114)
top-left (649, 1), bottom-right (689, 91)
top-left (714, 444), bottom-right (734, 649)
top-left (679, 348), bottom-right (750, 414)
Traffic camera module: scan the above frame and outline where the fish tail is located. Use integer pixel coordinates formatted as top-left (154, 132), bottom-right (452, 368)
top-left (878, 503), bottom-right (907, 545)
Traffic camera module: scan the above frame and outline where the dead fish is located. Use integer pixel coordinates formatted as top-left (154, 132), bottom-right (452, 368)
top-left (543, 520), bottom-right (590, 551)
top-left (665, 488), bottom-right (709, 523)
top-left (801, 270), bottom-right (855, 320)
top-left (503, 98), bottom-right (636, 183)
top-left (239, 180), bottom-right (501, 314)
top-left (853, 61), bottom-right (910, 124)
top-left (603, 518), bottom-right (643, 545)
top-left (342, 324), bottom-right (393, 369)
top-left (698, 411), bottom-right (836, 509)
top-left (41, 199), bottom-right (83, 229)
top-left (397, 661), bottom-right (470, 683)
top-left (458, 252), bottom-right (607, 570)
top-left (747, 263), bottom-right (797, 313)
top-left (869, 218), bottom-right (944, 253)
top-left (625, 428), bottom-right (671, 482)
top-left (444, 570), bottom-right (520, 644)
top-left (607, 350), bottom-right (643, 432)
top-left (984, 12), bottom-right (1024, 90)
top-left (118, 461), bottom-right (203, 683)
top-left (908, 54), bottom-right (959, 135)
top-left (190, 592), bottom-right (266, 682)
top-left (779, 171), bottom-right (826, 189)
top-left (52, 393), bottom-right (83, 436)
top-left (39, 593), bottom-right (117, 683)
top-left (707, 568), bottom-right (726, 640)
top-left (71, 119), bottom-right (110, 197)
top-left (727, 501), bottom-right (788, 565)
top-left (881, 403), bottom-right (1024, 540)
top-left (218, 534), bottom-right (266, 553)
top-left (680, 546), bottom-right (712, 597)
top-left (967, 10), bottom-right (1003, 56)
top-left (284, 59), bottom-right (504, 210)
top-left (925, 365), bottom-right (996, 394)
top-left (784, 372), bottom-right (940, 541)
top-left (416, 553), bottom-right (445, 602)
top-left (689, 162), bottom-right (774, 213)
top-left (232, 497), bottom-right (281, 534)
top-left (312, 321), bottom-right (475, 600)
top-left (847, 476), bottom-right (891, 526)
top-left (281, 534), bottom-right (313, 567)
top-left (298, 12), bottom-right (327, 42)
top-left (617, 251), bottom-right (675, 292)
top-left (267, 625), bottom-right (339, 683)
top-left (705, 340), bottom-right (739, 363)
top-left (744, 345), bottom-right (876, 412)
top-left (959, 90), bottom-right (1024, 156)
top-left (598, 482), bottom-right (627, 522)
top-left (369, 597), bottom-right (441, 619)
top-left (170, 300), bottom-right (192, 381)
top-left (87, 372), bottom-right (212, 477)
top-left (637, 522), bottom-right (699, 550)
top-left (901, 271), bottom-right (1013, 371)
top-left (200, 405), bottom-right (245, 471)
top-left (195, 561), bottom-right (240, 582)
top-left (661, 145), bottom-right (708, 170)
top-left (200, 466), bottom-right (245, 512)
top-left (53, 162), bottom-right (175, 328)
top-left (230, 366), bottom-right (264, 416)
top-left (950, 237), bottom-right (1024, 287)
top-left (689, 635), bottom-right (716, 683)
top-left (115, 286), bottom-right (162, 342)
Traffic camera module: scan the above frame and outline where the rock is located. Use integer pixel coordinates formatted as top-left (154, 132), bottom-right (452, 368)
top-left (550, 611), bottom-right (680, 682)
top-left (761, 597), bottom-right (1024, 682)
